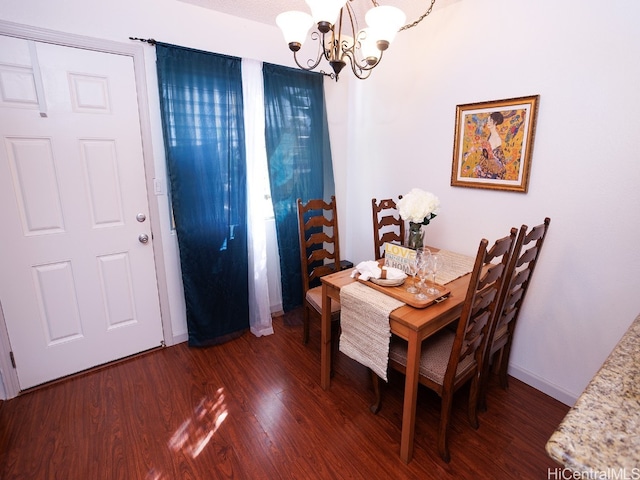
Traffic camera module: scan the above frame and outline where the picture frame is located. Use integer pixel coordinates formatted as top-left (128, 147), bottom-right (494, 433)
top-left (451, 95), bottom-right (539, 193)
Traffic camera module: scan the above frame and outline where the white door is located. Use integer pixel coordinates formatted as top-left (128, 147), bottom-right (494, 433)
top-left (0, 36), bottom-right (164, 389)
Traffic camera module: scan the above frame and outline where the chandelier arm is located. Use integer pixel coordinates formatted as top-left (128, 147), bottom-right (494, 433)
top-left (293, 51), bottom-right (320, 71)
top-left (292, 31), bottom-right (326, 71)
top-left (341, 49), bottom-right (373, 80)
top-left (366, 49), bottom-right (383, 70)
top-left (344, 41), bottom-right (384, 73)
top-left (399, 0), bottom-right (437, 31)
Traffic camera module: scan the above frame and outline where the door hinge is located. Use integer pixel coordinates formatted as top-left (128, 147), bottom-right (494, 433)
top-left (9, 351), bottom-right (16, 369)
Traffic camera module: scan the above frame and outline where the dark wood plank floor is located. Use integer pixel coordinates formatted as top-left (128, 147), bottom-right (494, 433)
top-left (0, 309), bottom-right (569, 479)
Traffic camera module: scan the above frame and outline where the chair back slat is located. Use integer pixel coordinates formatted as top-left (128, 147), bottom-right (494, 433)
top-left (378, 215), bottom-right (401, 228)
top-left (379, 231), bottom-right (401, 244)
top-left (306, 231), bottom-right (335, 247)
top-left (517, 245), bottom-right (538, 265)
top-left (478, 263), bottom-right (505, 289)
top-left (308, 248), bottom-right (335, 264)
top-left (309, 265), bottom-right (337, 283)
top-left (305, 215), bottom-right (334, 229)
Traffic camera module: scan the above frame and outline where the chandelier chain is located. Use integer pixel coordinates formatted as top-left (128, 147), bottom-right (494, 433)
top-left (399, 0), bottom-right (437, 31)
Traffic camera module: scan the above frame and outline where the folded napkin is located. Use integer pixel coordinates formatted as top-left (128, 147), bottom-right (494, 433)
top-left (350, 261), bottom-right (407, 281)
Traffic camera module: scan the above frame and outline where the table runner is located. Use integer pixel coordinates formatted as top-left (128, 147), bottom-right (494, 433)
top-left (339, 282), bottom-right (405, 381)
top-left (434, 249), bottom-right (475, 285)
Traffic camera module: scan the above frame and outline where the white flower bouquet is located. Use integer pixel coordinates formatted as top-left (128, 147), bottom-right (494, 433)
top-left (397, 188), bottom-right (440, 225)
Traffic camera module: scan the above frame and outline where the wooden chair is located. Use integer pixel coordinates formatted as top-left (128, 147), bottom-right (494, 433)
top-left (479, 217), bottom-right (551, 411)
top-left (372, 197), bottom-right (405, 260)
top-left (373, 228), bottom-right (517, 462)
top-left (297, 196), bottom-right (342, 345)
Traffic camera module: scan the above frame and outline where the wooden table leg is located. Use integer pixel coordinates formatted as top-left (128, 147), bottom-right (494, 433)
top-left (400, 330), bottom-right (421, 463)
top-left (320, 283), bottom-right (331, 390)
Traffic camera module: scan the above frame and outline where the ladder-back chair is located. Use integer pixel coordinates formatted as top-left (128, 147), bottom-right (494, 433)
top-left (374, 228), bottom-right (517, 462)
top-left (372, 197), bottom-right (404, 260)
top-left (479, 217), bottom-right (551, 410)
top-left (297, 196), bottom-right (342, 344)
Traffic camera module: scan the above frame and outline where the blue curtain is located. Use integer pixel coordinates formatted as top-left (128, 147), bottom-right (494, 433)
top-left (263, 64), bottom-right (335, 312)
top-left (156, 43), bottom-right (249, 346)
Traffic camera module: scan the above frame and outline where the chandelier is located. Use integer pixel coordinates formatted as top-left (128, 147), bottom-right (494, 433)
top-left (276, 0), bottom-right (437, 81)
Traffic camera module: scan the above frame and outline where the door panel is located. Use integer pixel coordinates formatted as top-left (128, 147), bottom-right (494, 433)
top-left (0, 37), bottom-right (164, 389)
top-left (6, 136), bottom-right (65, 234)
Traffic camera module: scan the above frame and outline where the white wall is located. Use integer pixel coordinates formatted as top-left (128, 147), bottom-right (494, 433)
top-left (2, 0), bottom-right (639, 405)
top-left (329, 0), bottom-right (640, 404)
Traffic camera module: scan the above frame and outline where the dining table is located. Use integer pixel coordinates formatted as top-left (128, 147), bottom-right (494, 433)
top-left (319, 248), bottom-right (474, 463)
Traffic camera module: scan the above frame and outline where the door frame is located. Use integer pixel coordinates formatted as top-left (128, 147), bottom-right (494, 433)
top-left (0, 20), bottom-right (174, 399)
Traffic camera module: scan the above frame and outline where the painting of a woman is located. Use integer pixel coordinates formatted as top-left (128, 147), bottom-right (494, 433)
top-left (451, 95), bottom-right (539, 192)
top-left (475, 112), bottom-right (507, 179)
top-left (459, 108), bottom-right (527, 182)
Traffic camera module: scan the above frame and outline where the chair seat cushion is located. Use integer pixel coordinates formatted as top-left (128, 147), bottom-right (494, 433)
top-left (306, 286), bottom-right (341, 315)
top-left (389, 331), bottom-right (475, 384)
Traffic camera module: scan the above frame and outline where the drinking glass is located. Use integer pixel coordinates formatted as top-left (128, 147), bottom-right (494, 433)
top-left (406, 253), bottom-right (420, 293)
top-left (424, 253), bottom-right (441, 296)
top-left (407, 247), bottom-right (430, 294)
top-left (414, 248), bottom-right (431, 300)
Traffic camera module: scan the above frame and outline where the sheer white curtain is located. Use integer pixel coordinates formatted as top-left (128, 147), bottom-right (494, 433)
top-left (242, 59), bottom-right (274, 337)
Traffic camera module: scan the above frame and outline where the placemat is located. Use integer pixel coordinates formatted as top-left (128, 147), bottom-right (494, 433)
top-left (434, 249), bottom-right (476, 285)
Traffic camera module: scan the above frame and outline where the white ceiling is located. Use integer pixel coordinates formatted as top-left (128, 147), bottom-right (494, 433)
top-left (177, 0), bottom-right (457, 28)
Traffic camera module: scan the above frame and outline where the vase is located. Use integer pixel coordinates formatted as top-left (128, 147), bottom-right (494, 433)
top-left (407, 222), bottom-right (424, 250)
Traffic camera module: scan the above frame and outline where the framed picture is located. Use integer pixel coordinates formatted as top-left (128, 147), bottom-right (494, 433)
top-left (451, 95), bottom-right (539, 193)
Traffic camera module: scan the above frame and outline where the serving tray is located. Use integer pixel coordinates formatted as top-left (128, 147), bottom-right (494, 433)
top-left (356, 276), bottom-right (450, 309)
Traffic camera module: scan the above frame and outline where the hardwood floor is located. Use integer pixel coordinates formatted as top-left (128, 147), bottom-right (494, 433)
top-left (0, 309), bottom-right (569, 479)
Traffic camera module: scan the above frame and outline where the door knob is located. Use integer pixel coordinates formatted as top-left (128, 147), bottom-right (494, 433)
top-left (138, 234), bottom-right (149, 244)
top-left (136, 213), bottom-right (146, 222)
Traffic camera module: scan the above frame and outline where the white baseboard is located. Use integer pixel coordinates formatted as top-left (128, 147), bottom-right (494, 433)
top-left (508, 364), bottom-right (577, 407)
top-left (171, 333), bottom-right (189, 345)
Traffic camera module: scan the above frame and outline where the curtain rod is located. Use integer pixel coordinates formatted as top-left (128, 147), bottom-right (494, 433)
top-left (128, 37), bottom-right (330, 78)
top-left (129, 37), bottom-right (156, 45)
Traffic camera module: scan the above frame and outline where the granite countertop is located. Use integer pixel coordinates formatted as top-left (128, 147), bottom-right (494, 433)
top-left (545, 313), bottom-right (640, 473)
